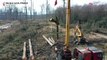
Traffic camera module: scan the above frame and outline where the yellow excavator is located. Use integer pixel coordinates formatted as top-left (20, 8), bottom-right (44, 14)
top-left (73, 24), bottom-right (87, 45)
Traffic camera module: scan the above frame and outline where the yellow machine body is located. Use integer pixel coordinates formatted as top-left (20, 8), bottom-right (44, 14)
top-left (74, 25), bottom-right (83, 42)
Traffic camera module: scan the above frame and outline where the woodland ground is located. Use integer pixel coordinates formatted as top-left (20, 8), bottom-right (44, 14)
top-left (0, 20), bottom-right (107, 60)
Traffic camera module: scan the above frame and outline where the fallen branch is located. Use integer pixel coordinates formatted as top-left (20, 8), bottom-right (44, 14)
top-left (29, 39), bottom-right (35, 60)
top-left (42, 35), bottom-right (55, 46)
top-left (22, 42), bottom-right (27, 60)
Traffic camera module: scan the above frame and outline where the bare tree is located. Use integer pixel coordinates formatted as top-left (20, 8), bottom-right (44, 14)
top-left (41, 4), bottom-right (45, 15)
top-left (30, 0), bottom-right (33, 20)
top-left (46, 0), bottom-right (51, 19)
top-left (24, 0), bottom-right (27, 20)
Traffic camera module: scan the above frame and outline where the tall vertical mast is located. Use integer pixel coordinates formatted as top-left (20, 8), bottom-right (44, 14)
top-left (65, 0), bottom-right (71, 47)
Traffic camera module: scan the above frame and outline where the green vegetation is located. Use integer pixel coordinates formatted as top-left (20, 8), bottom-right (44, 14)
top-left (0, 21), bottom-right (53, 60)
top-left (55, 4), bottom-right (107, 33)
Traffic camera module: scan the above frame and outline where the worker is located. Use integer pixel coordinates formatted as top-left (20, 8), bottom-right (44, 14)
top-left (60, 46), bottom-right (72, 60)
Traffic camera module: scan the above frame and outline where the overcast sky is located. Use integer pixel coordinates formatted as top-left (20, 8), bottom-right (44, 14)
top-left (0, 0), bottom-right (107, 14)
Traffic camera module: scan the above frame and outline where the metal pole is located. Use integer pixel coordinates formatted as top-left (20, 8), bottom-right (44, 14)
top-left (56, 17), bottom-right (59, 39)
top-left (56, 24), bottom-right (59, 39)
top-left (65, 0), bottom-right (71, 47)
